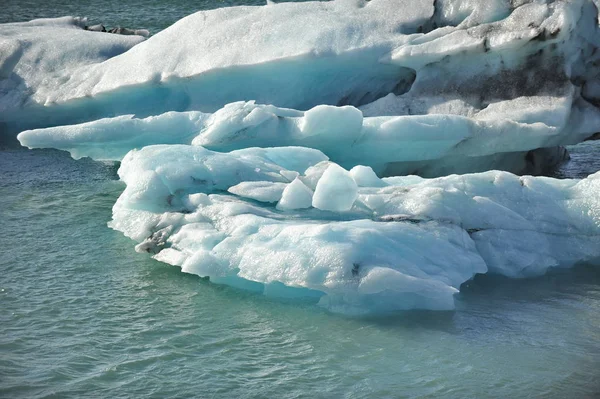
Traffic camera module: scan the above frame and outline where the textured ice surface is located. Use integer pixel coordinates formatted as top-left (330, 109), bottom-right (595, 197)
top-left (17, 99), bottom-right (590, 175)
top-left (7, 1), bottom-right (600, 313)
top-left (111, 145), bottom-right (600, 313)
top-left (9, 0), bottom-right (600, 170)
top-left (19, 111), bottom-right (209, 160)
top-left (0, 17), bottom-right (144, 132)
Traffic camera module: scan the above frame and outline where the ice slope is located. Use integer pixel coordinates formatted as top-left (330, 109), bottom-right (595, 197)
top-left (0, 17), bottom-right (144, 134)
top-left (1, 0), bottom-right (425, 134)
top-left (111, 145), bottom-right (600, 313)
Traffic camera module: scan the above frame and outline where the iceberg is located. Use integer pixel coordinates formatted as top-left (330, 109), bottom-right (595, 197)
top-left (18, 99), bottom-right (586, 176)
top-left (13, 0), bottom-right (600, 174)
top-left (6, 0), bottom-right (600, 313)
top-left (0, 17), bottom-right (144, 135)
top-left (111, 145), bottom-right (600, 313)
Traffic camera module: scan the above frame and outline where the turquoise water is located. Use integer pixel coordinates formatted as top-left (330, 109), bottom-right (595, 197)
top-left (2, 145), bottom-right (599, 398)
top-left (2, 2), bottom-right (600, 397)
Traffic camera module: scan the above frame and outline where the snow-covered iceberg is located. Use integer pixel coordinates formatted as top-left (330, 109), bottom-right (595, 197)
top-left (0, 17), bottom-right (144, 135)
top-left (7, 0), bottom-right (600, 174)
top-left (111, 145), bottom-right (600, 313)
top-left (8, 0), bottom-right (600, 116)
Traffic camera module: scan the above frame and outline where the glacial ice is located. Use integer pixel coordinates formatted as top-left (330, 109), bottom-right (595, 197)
top-left (9, 0), bottom-right (600, 175)
top-left (277, 178), bottom-right (314, 211)
top-left (111, 145), bottom-right (600, 313)
top-left (312, 163), bottom-right (358, 212)
top-left (6, 0), bottom-right (600, 313)
top-left (18, 111), bottom-right (210, 160)
top-left (17, 98), bottom-right (595, 176)
top-left (0, 17), bottom-right (144, 133)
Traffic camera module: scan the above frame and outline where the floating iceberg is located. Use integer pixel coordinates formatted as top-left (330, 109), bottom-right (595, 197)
top-left (13, 0), bottom-right (600, 174)
top-left (6, 1), bottom-right (600, 313)
top-left (111, 145), bottom-right (600, 313)
top-left (0, 17), bottom-right (144, 134)
top-left (17, 99), bottom-right (585, 176)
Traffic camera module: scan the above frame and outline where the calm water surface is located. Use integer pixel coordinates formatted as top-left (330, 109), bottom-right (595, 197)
top-left (1, 144), bottom-right (599, 398)
top-left (1, 2), bottom-right (600, 397)
top-left (0, 0), bottom-right (312, 33)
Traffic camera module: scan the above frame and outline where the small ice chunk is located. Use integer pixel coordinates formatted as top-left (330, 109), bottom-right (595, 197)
top-left (277, 178), bottom-right (314, 211)
top-left (299, 105), bottom-right (363, 140)
top-left (86, 24), bottom-right (106, 32)
top-left (312, 164), bottom-right (358, 212)
top-left (349, 165), bottom-right (387, 187)
top-left (300, 161), bottom-right (332, 190)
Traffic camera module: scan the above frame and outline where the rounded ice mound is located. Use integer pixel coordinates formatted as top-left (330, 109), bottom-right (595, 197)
top-left (298, 105), bottom-right (363, 140)
top-left (111, 144), bottom-right (600, 314)
top-left (350, 165), bottom-right (388, 187)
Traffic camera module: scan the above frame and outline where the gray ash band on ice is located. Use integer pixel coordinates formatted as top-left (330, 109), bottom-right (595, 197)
top-left (84, 23), bottom-right (150, 37)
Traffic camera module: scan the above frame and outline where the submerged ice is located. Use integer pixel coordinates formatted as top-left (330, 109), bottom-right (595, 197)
top-left (111, 145), bottom-right (600, 313)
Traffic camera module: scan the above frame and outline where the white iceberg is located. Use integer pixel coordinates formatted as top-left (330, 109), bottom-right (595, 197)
top-left (18, 98), bottom-right (592, 176)
top-left (111, 145), bottom-right (600, 313)
top-left (6, 1), bottom-right (600, 313)
top-left (0, 17), bottom-right (144, 134)
top-left (8, 0), bottom-right (600, 175)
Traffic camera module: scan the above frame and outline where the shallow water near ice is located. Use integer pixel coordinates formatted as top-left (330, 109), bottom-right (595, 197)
top-left (1, 143), bottom-right (600, 398)
top-left (3, 0), bottom-right (600, 396)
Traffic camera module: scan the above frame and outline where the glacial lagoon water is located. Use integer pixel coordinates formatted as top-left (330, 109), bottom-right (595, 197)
top-left (2, 1), bottom-right (600, 397)
top-left (2, 145), bottom-right (599, 398)
top-left (0, 0), bottom-right (307, 33)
